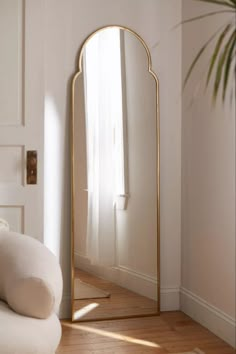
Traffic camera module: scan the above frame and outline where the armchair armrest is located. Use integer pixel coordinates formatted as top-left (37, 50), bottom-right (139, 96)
top-left (0, 231), bottom-right (63, 319)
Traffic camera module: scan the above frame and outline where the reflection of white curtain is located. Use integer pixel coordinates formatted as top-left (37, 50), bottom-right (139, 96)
top-left (84, 29), bottom-right (123, 266)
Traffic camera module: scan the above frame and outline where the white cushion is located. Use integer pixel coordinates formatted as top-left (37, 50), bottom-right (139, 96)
top-left (0, 231), bottom-right (63, 319)
top-left (0, 300), bottom-right (61, 354)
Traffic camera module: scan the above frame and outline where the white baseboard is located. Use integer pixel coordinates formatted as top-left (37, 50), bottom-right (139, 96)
top-left (75, 252), bottom-right (157, 300)
top-left (73, 252), bottom-right (180, 313)
top-left (180, 287), bottom-right (236, 348)
top-left (161, 287), bottom-right (180, 311)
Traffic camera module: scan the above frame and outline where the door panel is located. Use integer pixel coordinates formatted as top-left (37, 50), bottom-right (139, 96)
top-left (0, 0), bottom-right (44, 240)
top-left (0, 206), bottom-right (23, 233)
top-left (0, 0), bottom-right (24, 126)
top-left (0, 146), bottom-right (24, 186)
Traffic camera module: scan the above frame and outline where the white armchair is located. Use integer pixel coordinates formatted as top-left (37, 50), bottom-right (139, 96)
top-left (0, 230), bottom-right (63, 354)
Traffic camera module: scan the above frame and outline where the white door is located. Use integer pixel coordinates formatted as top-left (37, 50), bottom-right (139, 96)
top-left (0, 0), bottom-right (44, 240)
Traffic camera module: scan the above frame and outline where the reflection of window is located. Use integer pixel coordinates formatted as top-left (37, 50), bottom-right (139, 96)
top-left (83, 28), bottom-right (129, 265)
top-left (83, 28), bottom-right (128, 204)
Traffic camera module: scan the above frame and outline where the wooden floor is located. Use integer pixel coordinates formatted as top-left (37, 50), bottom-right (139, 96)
top-left (73, 268), bottom-right (157, 321)
top-left (57, 311), bottom-right (235, 354)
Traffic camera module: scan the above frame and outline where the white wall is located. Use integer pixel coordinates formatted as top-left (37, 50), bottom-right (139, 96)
top-left (116, 31), bottom-right (157, 280)
top-left (181, 0), bottom-right (235, 347)
top-left (44, 0), bottom-right (182, 317)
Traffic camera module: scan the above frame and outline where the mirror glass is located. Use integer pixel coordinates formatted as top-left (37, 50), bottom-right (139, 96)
top-left (72, 26), bottom-right (159, 321)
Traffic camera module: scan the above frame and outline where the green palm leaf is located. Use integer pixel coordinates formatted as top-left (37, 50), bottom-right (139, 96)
top-left (183, 24), bottom-right (230, 89)
top-left (176, 10), bottom-right (234, 28)
top-left (206, 23), bottom-right (232, 86)
top-left (182, 0), bottom-right (236, 103)
top-left (223, 35), bottom-right (236, 101)
top-left (195, 0), bottom-right (236, 8)
top-left (213, 29), bottom-right (236, 100)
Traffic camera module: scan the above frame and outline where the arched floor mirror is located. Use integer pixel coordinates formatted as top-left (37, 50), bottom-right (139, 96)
top-left (71, 25), bottom-right (160, 322)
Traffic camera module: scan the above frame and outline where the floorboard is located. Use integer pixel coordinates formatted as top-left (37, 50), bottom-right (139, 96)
top-left (57, 311), bottom-right (235, 354)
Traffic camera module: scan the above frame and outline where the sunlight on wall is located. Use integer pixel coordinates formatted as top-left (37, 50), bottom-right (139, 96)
top-left (44, 95), bottom-right (62, 257)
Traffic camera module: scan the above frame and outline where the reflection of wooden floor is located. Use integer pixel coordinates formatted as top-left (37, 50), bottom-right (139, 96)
top-left (73, 268), bottom-right (157, 321)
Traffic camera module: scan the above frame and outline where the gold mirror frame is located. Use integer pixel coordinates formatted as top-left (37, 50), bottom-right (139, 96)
top-left (71, 25), bottom-right (160, 322)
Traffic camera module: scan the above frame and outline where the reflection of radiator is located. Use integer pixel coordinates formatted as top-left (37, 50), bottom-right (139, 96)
top-left (115, 194), bottom-right (130, 210)
top-left (84, 190), bottom-right (129, 210)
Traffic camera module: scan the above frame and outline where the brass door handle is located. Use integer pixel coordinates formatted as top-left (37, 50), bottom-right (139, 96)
top-left (26, 151), bottom-right (37, 184)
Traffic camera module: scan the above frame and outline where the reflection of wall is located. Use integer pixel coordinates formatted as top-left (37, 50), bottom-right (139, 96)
top-left (181, 0), bottom-right (235, 347)
top-left (74, 74), bottom-right (88, 257)
top-left (44, 0), bottom-right (182, 317)
top-left (116, 32), bottom-right (157, 279)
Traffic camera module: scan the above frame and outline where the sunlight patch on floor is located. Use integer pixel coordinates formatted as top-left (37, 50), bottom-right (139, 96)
top-left (73, 303), bottom-right (99, 320)
top-left (63, 321), bottom-right (161, 348)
